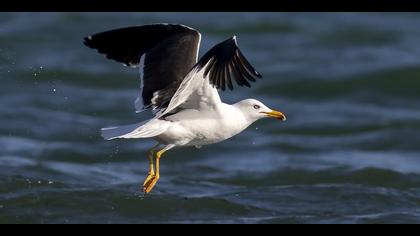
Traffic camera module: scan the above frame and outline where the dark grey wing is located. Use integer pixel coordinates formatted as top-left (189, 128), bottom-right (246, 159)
top-left (195, 36), bottom-right (262, 91)
top-left (84, 24), bottom-right (201, 110)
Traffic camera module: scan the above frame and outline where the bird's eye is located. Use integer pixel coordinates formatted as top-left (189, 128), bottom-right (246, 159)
top-left (253, 105), bottom-right (260, 109)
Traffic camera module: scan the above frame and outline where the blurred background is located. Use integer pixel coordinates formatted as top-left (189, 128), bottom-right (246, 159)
top-left (1, 12), bottom-right (420, 223)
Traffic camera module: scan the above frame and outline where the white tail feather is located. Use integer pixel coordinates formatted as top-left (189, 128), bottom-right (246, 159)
top-left (101, 123), bottom-right (142, 140)
top-left (101, 119), bottom-right (167, 140)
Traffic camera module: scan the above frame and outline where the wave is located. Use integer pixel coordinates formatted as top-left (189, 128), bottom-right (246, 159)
top-left (258, 65), bottom-right (420, 100)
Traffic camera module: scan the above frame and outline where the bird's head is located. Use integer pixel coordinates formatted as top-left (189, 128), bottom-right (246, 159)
top-left (235, 99), bottom-right (286, 123)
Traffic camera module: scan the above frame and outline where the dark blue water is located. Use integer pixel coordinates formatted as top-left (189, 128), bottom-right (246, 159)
top-left (1, 13), bottom-right (420, 223)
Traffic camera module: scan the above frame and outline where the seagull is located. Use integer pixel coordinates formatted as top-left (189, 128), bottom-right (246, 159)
top-left (84, 23), bottom-right (286, 194)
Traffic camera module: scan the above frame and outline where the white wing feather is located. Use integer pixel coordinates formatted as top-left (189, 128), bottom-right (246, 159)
top-left (134, 54), bottom-right (146, 113)
top-left (157, 63), bottom-right (221, 118)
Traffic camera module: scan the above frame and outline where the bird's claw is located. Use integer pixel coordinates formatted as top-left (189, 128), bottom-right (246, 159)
top-left (143, 172), bottom-right (154, 186)
top-left (142, 174), bottom-right (159, 194)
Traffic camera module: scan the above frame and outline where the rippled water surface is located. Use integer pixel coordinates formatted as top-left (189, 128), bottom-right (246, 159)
top-left (1, 13), bottom-right (420, 223)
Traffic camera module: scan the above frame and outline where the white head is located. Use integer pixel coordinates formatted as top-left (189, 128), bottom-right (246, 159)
top-left (234, 98), bottom-right (286, 123)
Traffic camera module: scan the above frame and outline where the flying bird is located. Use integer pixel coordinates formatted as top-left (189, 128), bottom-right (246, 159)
top-left (84, 23), bottom-right (286, 194)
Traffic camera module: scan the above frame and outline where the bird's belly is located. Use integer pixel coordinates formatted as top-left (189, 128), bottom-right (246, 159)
top-left (155, 118), bottom-right (244, 146)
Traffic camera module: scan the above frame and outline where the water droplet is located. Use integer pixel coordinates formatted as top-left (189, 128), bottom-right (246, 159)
top-left (34, 73), bottom-right (37, 77)
top-left (0, 205), bottom-right (3, 209)
top-left (39, 66), bottom-right (43, 70)
top-left (48, 180), bottom-right (53, 185)
top-left (37, 180), bottom-right (41, 184)
top-left (53, 88), bottom-right (56, 92)
top-left (255, 127), bottom-right (259, 130)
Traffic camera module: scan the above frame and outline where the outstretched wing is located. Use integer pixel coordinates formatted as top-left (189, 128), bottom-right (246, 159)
top-left (197, 36), bottom-right (262, 90)
top-left (159, 36), bottom-right (263, 118)
top-left (84, 24), bottom-right (201, 111)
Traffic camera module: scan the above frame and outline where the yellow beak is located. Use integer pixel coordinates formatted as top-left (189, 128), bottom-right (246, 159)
top-left (261, 110), bottom-right (286, 121)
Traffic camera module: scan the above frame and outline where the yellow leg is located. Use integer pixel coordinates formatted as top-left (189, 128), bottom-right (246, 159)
top-left (143, 145), bottom-right (174, 194)
top-left (142, 143), bottom-right (160, 192)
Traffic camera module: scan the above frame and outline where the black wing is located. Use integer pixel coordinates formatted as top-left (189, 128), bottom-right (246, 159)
top-left (195, 36), bottom-right (262, 91)
top-left (84, 24), bottom-right (201, 109)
